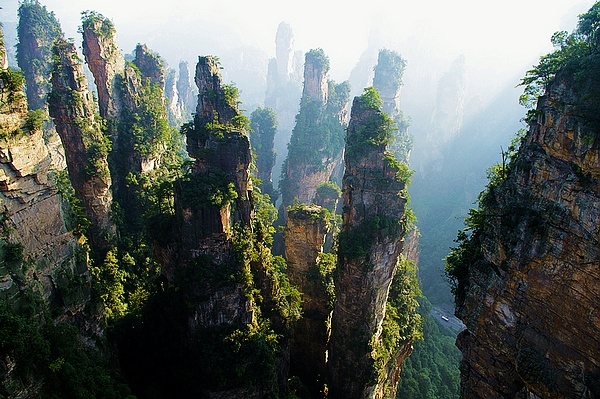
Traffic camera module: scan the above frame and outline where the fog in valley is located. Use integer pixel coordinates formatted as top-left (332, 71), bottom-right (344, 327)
top-left (1, 0), bottom-right (598, 397)
top-left (2, 0), bottom-right (592, 306)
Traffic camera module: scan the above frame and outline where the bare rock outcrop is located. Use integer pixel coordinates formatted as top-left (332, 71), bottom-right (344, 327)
top-left (174, 55), bottom-right (253, 326)
top-left (81, 11), bottom-right (124, 121)
top-left (328, 88), bottom-right (413, 399)
top-left (283, 204), bottom-right (331, 395)
top-left (48, 39), bottom-right (114, 252)
top-left (453, 71), bottom-right (600, 398)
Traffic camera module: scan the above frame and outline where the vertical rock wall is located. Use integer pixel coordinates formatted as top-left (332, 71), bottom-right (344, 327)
top-left (174, 55), bottom-right (253, 327)
top-left (283, 204), bottom-right (331, 395)
top-left (16, 1), bottom-right (62, 110)
top-left (48, 39), bottom-right (114, 252)
top-left (81, 13), bottom-right (124, 122)
top-left (280, 49), bottom-right (348, 210)
top-left (454, 72), bottom-right (600, 398)
top-left (328, 90), bottom-right (412, 399)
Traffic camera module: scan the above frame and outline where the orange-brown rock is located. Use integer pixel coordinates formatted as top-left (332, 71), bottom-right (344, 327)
top-left (48, 39), bottom-right (114, 252)
top-left (81, 12), bottom-right (124, 121)
top-left (455, 72), bottom-right (600, 398)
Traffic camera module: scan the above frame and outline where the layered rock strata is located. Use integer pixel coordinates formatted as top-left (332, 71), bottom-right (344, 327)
top-left (283, 204), bottom-right (331, 395)
top-left (328, 89), bottom-right (412, 399)
top-left (0, 58), bottom-right (77, 307)
top-left (454, 72), bottom-right (600, 398)
top-left (48, 39), bottom-right (114, 252)
top-left (174, 55), bottom-right (253, 326)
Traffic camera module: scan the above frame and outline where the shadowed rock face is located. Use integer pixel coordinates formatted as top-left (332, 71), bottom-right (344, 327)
top-left (48, 39), bottom-right (114, 252)
top-left (283, 204), bottom-right (331, 396)
top-left (328, 92), bottom-right (411, 399)
top-left (173, 55), bottom-right (253, 327)
top-left (16, 1), bottom-right (62, 110)
top-left (455, 72), bottom-right (600, 398)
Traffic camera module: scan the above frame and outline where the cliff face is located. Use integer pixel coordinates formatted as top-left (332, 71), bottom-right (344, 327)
top-left (133, 44), bottom-right (164, 89)
top-left (283, 204), bottom-right (332, 395)
top-left (454, 72), bottom-right (600, 398)
top-left (373, 49), bottom-right (405, 119)
top-left (176, 61), bottom-right (197, 119)
top-left (16, 1), bottom-right (62, 110)
top-left (280, 49), bottom-right (349, 209)
top-left (250, 107), bottom-right (277, 200)
top-left (48, 39), bottom-right (114, 252)
top-left (81, 12), bottom-right (124, 121)
top-left (0, 25), bottom-right (7, 69)
top-left (328, 89), bottom-right (413, 399)
top-left (174, 55), bottom-right (253, 326)
top-left (0, 60), bottom-right (77, 305)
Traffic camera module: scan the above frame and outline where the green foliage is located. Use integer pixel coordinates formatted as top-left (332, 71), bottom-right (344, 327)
top-left (178, 170), bottom-right (238, 208)
top-left (119, 65), bottom-right (174, 158)
top-left (0, 68), bottom-right (27, 128)
top-left (280, 76), bottom-right (349, 204)
top-left (520, 2), bottom-right (600, 124)
top-left (356, 86), bottom-right (384, 110)
top-left (315, 181), bottom-right (341, 198)
top-left (338, 215), bottom-right (401, 261)
top-left (0, 298), bottom-right (133, 399)
top-left (223, 83), bottom-right (242, 108)
top-left (388, 112), bottom-right (413, 163)
top-left (80, 10), bottom-right (116, 38)
top-left (373, 49), bottom-right (407, 90)
top-left (17, 0), bottom-right (62, 110)
top-left (346, 87), bottom-right (397, 158)
top-left (23, 109), bottom-right (47, 132)
top-left (372, 256), bottom-right (422, 386)
top-left (315, 252), bottom-right (336, 310)
top-left (396, 299), bottom-right (460, 399)
top-left (444, 208), bottom-right (484, 300)
top-left (90, 249), bottom-right (129, 319)
top-left (305, 48), bottom-right (330, 72)
top-left (53, 169), bottom-right (90, 236)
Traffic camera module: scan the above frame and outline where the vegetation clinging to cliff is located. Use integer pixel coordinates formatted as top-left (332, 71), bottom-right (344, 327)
top-left (16, 0), bottom-right (63, 110)
top-left (520, 2), bottom-right (600, 125)
top-left (447, 3), bottom-right (600, 303)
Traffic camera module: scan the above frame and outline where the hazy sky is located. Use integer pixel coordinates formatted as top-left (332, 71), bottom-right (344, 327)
top-left (2, 0), bottom-right (594, 78)
top-left (1, 0), bottom-right (596, 109)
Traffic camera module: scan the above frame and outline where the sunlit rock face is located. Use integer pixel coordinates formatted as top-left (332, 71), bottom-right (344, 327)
top-left (177, 60), bottom-right (197, 116)
top-left (81, 14), bottom-right (124, 121)
top-left (0, 54), bottom-right (76, 302)
top-left (455, 72), bottom-right (600, 398)
top-left (328, 93), bottom-right (411, 399)
top-left (283, 204), bottom-right (331, 396)
top-left (275, 21), bottom-right (295, 84)
top-left (134, 43), bottom-right (164, 89)
top-left (49, 39), bottom-right (114, 252)
top-left (0, 25), bottom-right (8, 69)
top-left (302, 49), bottom-right (329, 105)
